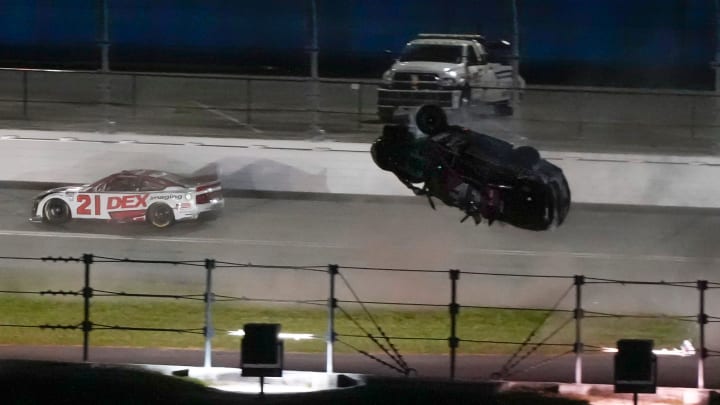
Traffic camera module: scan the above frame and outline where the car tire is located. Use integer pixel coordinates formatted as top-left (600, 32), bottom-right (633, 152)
top-left (42, 198), bottom-right (71, 225)
top-left (512, 146), bottom-right (541, 169)
top-left (415, 104), bottom-right (448, 135)
top-left (147, 203), bottom-right (175, 229)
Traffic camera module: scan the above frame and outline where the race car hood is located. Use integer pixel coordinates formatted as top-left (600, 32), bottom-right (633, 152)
top-left (391, 61), bottom-right (465, 77)
top-left (33, 185), bottom-right (86, 200)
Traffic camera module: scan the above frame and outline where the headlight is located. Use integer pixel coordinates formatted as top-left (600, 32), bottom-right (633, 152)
top-left (382, 70), bottom-right (393, 83)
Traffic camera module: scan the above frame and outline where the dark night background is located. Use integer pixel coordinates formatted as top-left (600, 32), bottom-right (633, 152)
top-left (0, 0), bottom-right (715, 89)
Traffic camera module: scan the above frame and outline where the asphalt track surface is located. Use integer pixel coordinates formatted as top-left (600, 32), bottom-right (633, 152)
top-left (2, 189), bottom-right (720, 387)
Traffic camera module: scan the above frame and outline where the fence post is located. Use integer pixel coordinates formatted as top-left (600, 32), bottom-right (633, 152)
top-left (573, 275), bottom-right (584, 384)
top-left (131, 74), bottom-right (137, 117)
top-left (326, 264), bottom-right (338, 374)
top-left (22, 70), bottom-right (28, 119)
top-left (203, 258), bottom-right (216, 368)
top-left (449, 269), bottom-right (460, 381)
top-left (82, 253), bottom-right (94, 362)
top-left (697, 279), bottom-right (708, 389)
top-left (246, 79), bottom-right (252, 125)
top-left (357, 83), bottom-right (363, 129)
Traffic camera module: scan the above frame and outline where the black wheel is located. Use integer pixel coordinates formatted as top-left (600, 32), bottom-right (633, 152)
top-left (42, 198), bottom-right (71, 225)
top-left (512, 145), bottom-right (541, 169)
top-left (377, 107), bottom-right (396, 123)
top-left (147, 203), bottom-right (175, 228)
top-left (415, 104), bottom-right (448, 135)
top-left (494, 102), bottom-right (514, 116)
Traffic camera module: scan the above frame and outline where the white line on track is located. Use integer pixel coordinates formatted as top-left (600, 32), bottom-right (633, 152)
top-left (0, 229), bottom-right (718, 264)
top-left (0, 229), bottom-right (342, 249)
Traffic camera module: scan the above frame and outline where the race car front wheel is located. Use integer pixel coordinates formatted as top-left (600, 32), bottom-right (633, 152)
top-left (147, 203), bottom-right (174, 228)
top-left (43, 199), bottom-right (71, 225)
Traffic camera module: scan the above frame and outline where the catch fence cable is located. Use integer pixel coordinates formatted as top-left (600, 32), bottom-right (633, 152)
top-left (335, 337), bottom-right (413, 376)
top-left (503, 349), bottom-right (576, 379)
top-left (493, 316), bottom-right (575, 379)
top-left (337, 271), bottom-right (411, 374)
top-left (493, 282), bottom-right (574, 379)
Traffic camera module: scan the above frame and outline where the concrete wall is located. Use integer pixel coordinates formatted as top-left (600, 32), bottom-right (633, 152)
top-left (2, 129), bottom-right (719, 208)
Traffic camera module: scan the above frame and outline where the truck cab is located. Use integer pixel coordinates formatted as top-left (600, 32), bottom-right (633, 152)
top-left (377, 34), bottom-right (524, 122)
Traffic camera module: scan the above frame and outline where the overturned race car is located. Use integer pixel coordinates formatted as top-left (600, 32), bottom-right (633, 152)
top-left (371, 105), bottom-right (570, 231)
top-left (30, 169), bottom-right (224, 228)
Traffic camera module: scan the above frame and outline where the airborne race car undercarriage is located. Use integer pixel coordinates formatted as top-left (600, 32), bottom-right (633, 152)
top-left (370, 106), bottom-right (571, 231)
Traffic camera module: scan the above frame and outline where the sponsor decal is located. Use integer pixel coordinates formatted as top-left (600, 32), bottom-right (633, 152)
top-left (76, 193), bottom-right (151, 216)
top-left (149, 194), bottom-right (184, 201)
top-left (108, 194), bottom-right (149, 210)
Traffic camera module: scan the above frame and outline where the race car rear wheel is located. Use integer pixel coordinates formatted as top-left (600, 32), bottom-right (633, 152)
top-left (42, 198), bottom-right (71, 225)
top-left (512, 146), bottom-right (541, 170)
top-left (147, 203), bottom-right (174, 228)
top-left (415, 104), bottom-right (448, 135)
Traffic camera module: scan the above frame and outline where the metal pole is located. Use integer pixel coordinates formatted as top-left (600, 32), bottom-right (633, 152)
top-left (98, 0), bottom-right (110, 72)
top-left (308, 0), bottom-right (323, 134)
top-left (246, 79), bottom-right (252, 125)
top-left (131, 74), bottom-right (137, 117)
top-left (82, 254), bottom-right (94, 362)
top-left (697, 280), bottom-right (708, 389)
top-left (510, 0), bottom-right (520, 107)
top-left (574, 275), bottom-right (584, 384)
top-left (22, 70), bottom-right (28, 118)
top-left (357, 83), bottom-right (363, 129)
top-left (449, 269), bottom-right (460, 381)
top-left (326, 264), bottom-right (338, 373)
top-left (203, 259), bottom-right (216, 368)
top-left (714, 0), bottom-right (720, 91)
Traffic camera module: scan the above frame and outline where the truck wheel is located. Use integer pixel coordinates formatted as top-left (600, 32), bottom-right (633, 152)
top-left (377, 107), bottom-right (396, 123)
top-left (494, 102), bottom-right (514, 116)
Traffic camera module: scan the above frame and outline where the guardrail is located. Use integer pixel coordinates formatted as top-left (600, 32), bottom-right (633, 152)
top-left (0, 254), bottom-right (716, 388)
top-left (0, 68), bottom-right (718, 142)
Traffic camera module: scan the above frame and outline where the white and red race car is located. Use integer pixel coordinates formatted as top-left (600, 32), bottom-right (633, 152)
top-left (30, 169), bottom-right (224, 228)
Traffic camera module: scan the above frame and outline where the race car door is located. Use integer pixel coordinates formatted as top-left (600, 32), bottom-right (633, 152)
top-left (74, 174), bottom-right (147, 221)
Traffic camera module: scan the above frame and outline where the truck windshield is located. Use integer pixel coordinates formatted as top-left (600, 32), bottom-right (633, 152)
top-left (399, 44), bottom-right (464, 63)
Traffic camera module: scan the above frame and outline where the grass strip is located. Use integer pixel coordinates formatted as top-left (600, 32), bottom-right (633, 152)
top-left (0, 296), bottom-right (695, 354)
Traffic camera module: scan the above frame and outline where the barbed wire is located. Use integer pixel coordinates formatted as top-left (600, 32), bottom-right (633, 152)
top-left (0, 323), bottom-right (81, 330)
top-left (462, 304), bottom-right (574, 313)
top-left (584, 311), bottom-right (696, 322)
top-left (213, 294), bottom-right (326, 306)
top-left (584, 277), bottom-right (700, 288)
top-left (93, 256), bottom-right (206, 266)
top-left (92, 323), bottom-right (204, 334)
top-left (0, 256), bottom-right (80, 262)
top-left (213, 261), bottom-right (327, 272)
top-left (463, 271), bottom-right (573, 279)
top-left (336, 300), bottom-right (446, 309)
top-left (0, 289), bottom-right (81, 296)
top-left (92, 290), bottom-right (204, 300)
top-left (337, 333), bottom-right (446, 342)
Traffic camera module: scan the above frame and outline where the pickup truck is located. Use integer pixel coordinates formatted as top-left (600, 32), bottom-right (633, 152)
top-left (377, 33), bottom-right (525, 122)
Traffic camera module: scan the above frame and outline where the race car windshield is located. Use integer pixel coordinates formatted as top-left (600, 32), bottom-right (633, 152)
top-left (399, 44), bottom-right (464, 63)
